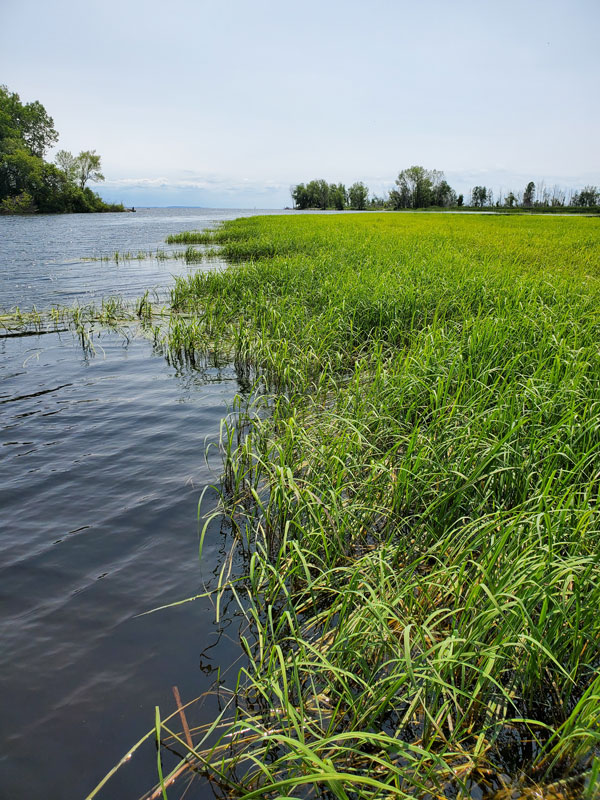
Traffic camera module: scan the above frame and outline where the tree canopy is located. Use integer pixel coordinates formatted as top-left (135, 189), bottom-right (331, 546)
top-left (0, 85), bottom-right (58, 158)
top-left (291, 180), bottom-right (332, 210)
top-left (389, 166), bottom-right (455, 209)
top-left (55, 149), bottom-right (105, 189)
top-left (291, 168), bottom-right (598, 213)
top-left (348, 182), bottom-right (368, 210)
top-left (0, 85), bottom-right (121, 214)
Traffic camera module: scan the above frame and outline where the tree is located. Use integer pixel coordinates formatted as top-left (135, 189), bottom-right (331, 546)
top-left (388, 181), bottom-right (411, 209)
top-left (329, 182), bottom-right (347, 210)
top-left (0, 85), bottom-right (58, 158)
top-left (390, 166), bottom-right (432, 208)
top-left (577, 186), bottom-right (599, 207)
top-left (291, 180), bottom-right (360, 210)
top-left (505, 191), bottom-right (517, 208)
top-left (471, 186), bottom-right (489, 207)
top-left (369, 194), bottom-right (388, 208)
top-left (308, 179), bottom-right (329, 209)
top-left (55, 149), bottom-right (78, 183)
top-left (291, 183), bottom-right (309, 209)
top-left (348, 181), bottom-right (368, 210)
top-left (389, 167), bottom-right (451, 209)
top-left (431, 179), bottom-right (456, 207)
top-left (523, 181), bottom-right (535, 208)
top-left (75, 150), bottom-right (104, 190)
top-left (0, 144), bottom-right (44, 199)
top-left (550, 186), bottom-right (565, 207)
top-left (20, 100), bottom-right (59, 158)
top-left (0, 85), bottom-right (122, 214)
top-left (0, 190), bottom-right (36, 214)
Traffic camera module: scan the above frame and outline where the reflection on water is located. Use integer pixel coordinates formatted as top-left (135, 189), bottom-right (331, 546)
top-left (0, 208), bottom-right (270, 798)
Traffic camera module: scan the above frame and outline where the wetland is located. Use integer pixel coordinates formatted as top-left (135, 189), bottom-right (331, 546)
top-left (2, 210), bottom-right (600, 799)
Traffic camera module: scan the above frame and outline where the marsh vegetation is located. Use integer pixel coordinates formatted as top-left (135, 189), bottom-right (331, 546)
top-left (90, 213), bottom-right (600, 798)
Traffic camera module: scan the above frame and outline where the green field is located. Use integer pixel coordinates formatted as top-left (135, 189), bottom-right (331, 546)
top-left (150, 214), bottom-right (600, 798)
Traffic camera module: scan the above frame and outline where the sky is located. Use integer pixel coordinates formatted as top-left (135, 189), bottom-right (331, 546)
top-left (1, 0), bottom-right (599, 208)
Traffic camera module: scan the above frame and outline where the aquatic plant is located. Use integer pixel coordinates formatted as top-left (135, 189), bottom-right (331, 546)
top-left (0, 294), bottom-right (172, 353)
top-left (166, 230), bottom-right (216, 245)
top-left (82, 249), bottom-right (178, 262)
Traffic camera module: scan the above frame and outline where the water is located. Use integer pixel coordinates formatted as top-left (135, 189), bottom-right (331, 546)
top-left (0, 209), bottom-right (277, 799)
top-left (0, 207), bottom-right (282, 310)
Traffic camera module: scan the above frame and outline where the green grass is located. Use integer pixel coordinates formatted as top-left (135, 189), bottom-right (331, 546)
top-left (97, 213), bottom-right (600, 799)
top-left (82, 248), bottom-right (178, 262)
top-left (0, 294), bottom-right (171, 353)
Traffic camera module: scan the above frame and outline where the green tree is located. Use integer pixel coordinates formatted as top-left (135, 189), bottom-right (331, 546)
top-left (369, 194), bottom-right (388, 208)
top-left (55, 149), bottom-right (79, 183)
top-left (307, 179), bottom-right (329, 209)
top-left (329, 182), bottom-right (347, 210)
top-left (389, 166), bottom-right (450, 209)
top-left (471, 186), bottom-right (489, 207)
top-left (0, 84), bottom-right (122, 214)
top-left (431, 179), bottom-right (455, 207)
top-left (20, 100), bottom-right (58, 157)
top-left (0, 190), bottom-right (36, 214)
top-left (523, 181), bottom-right (535, 208)
top-left (505, 191), bottom-right (517, 208)
top-left (348, 181), bottom-right (368, 210)
top-left (0, 85), bottom-right (58, 158)
top-left (0, 143), bottom-right (44, 198)
top-left (577, 186), bottom-right (599, 207)
top-left (391, 166), bottom-right (430, 208)
top-left (75, 150), bottom-right (104, 189)
top-left (291, 183), bottom-right (309, 209)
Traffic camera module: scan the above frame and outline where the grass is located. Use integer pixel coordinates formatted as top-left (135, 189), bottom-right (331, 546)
top-left (83, 249), bottom-right (180, 262)
top-left (0, 293), bottom-right (172, 354)
top-left (96, 213), bottom-right (600, 799)
top-left (80, 245), bottom-right (228, 265)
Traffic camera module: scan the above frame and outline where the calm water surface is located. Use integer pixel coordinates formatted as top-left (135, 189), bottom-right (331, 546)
top-left (0, 208), bottom-right (281, 799)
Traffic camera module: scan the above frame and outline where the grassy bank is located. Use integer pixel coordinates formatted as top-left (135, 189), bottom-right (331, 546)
top-left (103, 214), bottom-right (600, 798)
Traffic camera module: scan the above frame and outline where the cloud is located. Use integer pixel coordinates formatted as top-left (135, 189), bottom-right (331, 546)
top-left (102, 175), bottom-right (290, 195)
top-left (97, 174), bottom-right (293, 209)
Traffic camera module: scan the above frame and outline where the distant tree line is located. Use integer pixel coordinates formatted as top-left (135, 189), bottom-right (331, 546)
top-left (469, 180), bottom-right (599, 209)
top-left (291, 167), bottom-right (599, 212)
top-left (0, 84), bottom-right (123, 214)
top-left (291, 180), bottom-right (369, 210)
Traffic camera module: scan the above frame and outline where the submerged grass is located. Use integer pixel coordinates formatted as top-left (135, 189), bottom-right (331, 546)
top-left (82, 249), bottom-right (174, 262)
top-left (98, 213), bottom-right (600, 799)
top-left (0, 293), bottom-right (172, 353)
top-left (82, 248), bottom-right (200, 262)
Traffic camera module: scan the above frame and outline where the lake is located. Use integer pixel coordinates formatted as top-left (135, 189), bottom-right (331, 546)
top-left (0, 208), bottom-right (287, 799)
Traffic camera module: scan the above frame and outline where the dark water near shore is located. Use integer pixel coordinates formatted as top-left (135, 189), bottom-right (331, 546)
top-left (0, 208), bottom-right (281, 799)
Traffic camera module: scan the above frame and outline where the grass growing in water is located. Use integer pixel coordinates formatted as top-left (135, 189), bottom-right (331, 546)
top-left (0, 293), bottom-right (173, 355)
top-left (83, 248), bottom-right (179, 262)
top-left (103, 214), bottom-right (600, 799)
